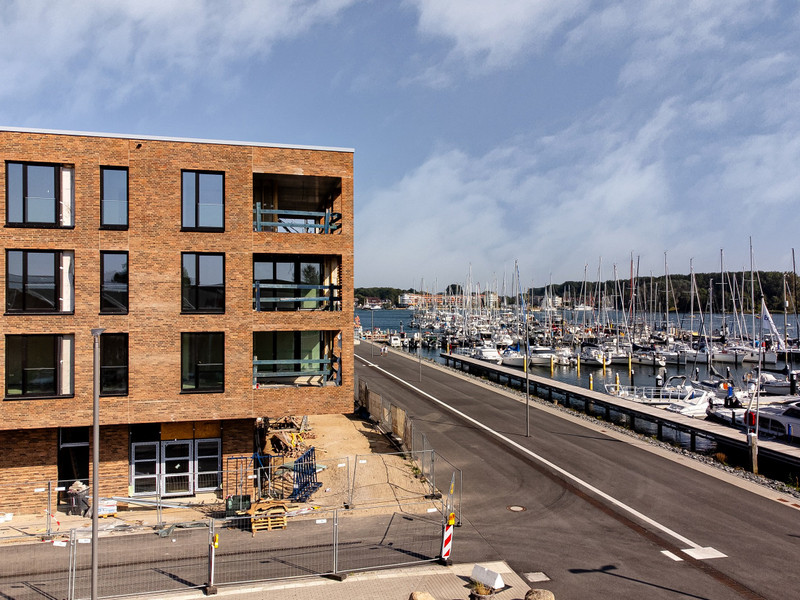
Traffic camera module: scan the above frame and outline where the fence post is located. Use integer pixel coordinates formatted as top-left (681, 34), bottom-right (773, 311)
top-left (430, 450), bottom-right (436, 497)
top-left (329, 509), bottom-right (347, 580)
top-left (46, 480), bottom-right (52, 536)
top-left (349, 455), bottom-right (359, 508)
top-left (67, 528), bottom-right (77, 600)
top-left (206, 518), bottom-right (218, 595)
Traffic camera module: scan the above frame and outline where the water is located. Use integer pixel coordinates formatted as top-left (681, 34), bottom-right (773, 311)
top-left (355, 309), bottom-right (800, 460)
top-left (355, 309), bottom-right (793, 393)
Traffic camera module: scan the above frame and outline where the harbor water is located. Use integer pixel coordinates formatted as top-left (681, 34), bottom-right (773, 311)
top-left (356, 308), bottom-right (800, 454)
top-left (356, 309), bottom-right (797, 390)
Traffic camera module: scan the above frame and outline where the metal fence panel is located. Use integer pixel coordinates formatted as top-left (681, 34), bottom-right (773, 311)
top-left (68, 523), bottom-right (209, 599)
top-left (336, 503), bottom-right (443, 572)
top-left (350, 451), bottom-right (435, 507)
top-left (0, 535), bottom-right (71, 600)
top-left (212, 511), bottom-right (336, 586)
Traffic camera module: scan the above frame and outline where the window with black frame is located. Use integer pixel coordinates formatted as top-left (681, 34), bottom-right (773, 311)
top-left (6, 249), bottom-right (74, 313)
top-left (6, 161), bottom-right (74, 227)
top-left (100, 333), bottom-right (128, 395)
top-left (253, 254), bottom-right (326, 311)
top-left (5, 334), bottom-right (74, 398)
top-left (100, 251), bottom-right (128, 313)
top-left (181, 170), bottom-right (224, 230)
top-left (181, 332), bottom-right (224, 392)
top-left (181, 253), bottom-right (224, 313)
top-left (100, 167), bottom-right (128, 228)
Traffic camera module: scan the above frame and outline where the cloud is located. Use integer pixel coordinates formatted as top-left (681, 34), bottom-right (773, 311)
top-left (408, 0), bottom-right (589, 72)
top-left (357, 63), bottom-right (800, 287)
top-left (0, 0), bottom-right (359, 115)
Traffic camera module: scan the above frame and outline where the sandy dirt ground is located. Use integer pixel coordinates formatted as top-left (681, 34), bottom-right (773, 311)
top-left (278, 413), bottom-right (435, 513)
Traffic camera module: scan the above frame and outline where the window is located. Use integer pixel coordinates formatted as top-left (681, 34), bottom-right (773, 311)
top-left (182, 171), bottom-right (224, 230)
top-left (100, 333), bottom-right (128, 395)
top-left (101, 167), bottom-right (128, 228)
top-left (253, 254), bottom-right (340, 311)
top-left (195, 439), bottom-right (221, 491)
top-left (181, 332), bottom-right (224, 392)
top-left (100, 252), bottom-right (128, 313)
top-left (6, 162), bottom-right (74, 227)
top-left (5, 334), bottom-right (74, 398)
top-left (6, 250), bottom-right (74, 313)
top-left (181, 253), bottom-right (224, 313)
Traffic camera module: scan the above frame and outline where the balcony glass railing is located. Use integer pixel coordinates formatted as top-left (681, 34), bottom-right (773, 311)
top-left (253, 283), bottom-right (342, 311)
top-left (252, 358), bottom-right (339, 387)
top-left (253, 203), bottom-right (342, 233)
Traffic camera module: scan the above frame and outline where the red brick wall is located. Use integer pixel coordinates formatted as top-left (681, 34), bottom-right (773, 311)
top-left (0, 428), bottom-right (57, 513)
top-left (0, 130), bottom-right (355, 432)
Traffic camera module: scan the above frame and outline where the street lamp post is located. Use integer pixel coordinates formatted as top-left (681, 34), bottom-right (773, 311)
top-left (91, 328), bottom-right (105, 600)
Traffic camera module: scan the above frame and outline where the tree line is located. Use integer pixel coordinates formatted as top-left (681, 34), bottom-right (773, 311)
top-left (357, 271), bottom-right (799, 314)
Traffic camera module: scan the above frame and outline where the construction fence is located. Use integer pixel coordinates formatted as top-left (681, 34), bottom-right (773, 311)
top-left (356, 379), bottom-right (463, 525)
top-left (0, 501), bottom-right (445, 600)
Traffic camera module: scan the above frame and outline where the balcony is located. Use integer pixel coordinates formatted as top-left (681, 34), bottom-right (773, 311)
top-left (253, 173), bottom-right (342, 234)
top-left (253, 254), bottom-right (341, 312)
top-left (252, 331), bottom-right (341, 387)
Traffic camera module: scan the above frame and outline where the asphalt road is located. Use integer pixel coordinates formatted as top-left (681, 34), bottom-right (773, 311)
top-left (355, 343), bottom-right (800, 600)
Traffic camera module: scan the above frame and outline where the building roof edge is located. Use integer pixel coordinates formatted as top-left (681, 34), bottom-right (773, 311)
top-left (0, 126), bottom-right (354, 154)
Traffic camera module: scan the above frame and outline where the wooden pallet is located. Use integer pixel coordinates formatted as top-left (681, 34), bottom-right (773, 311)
top-left (247, 500), bottom-right (288, 534)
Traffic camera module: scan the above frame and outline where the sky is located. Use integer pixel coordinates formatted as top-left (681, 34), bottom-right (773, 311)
top-left (2, 0), bottom-right (799, 292)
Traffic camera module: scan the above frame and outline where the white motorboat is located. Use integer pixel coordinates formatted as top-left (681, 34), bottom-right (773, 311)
top-left (472, 342), bottom-right (503, 364)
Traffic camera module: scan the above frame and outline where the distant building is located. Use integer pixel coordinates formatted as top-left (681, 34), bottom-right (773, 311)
top-left (0, 127), bottom-right (354, 512)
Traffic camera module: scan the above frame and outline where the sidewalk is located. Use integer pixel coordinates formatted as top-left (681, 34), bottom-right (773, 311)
top-left (129, 561), bottom-right (534, 600)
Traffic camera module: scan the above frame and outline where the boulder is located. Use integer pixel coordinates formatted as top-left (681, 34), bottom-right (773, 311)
top-left (525, 590), bottom-right (555, 600)
top-left (408, 593), bottom-right (436, 600)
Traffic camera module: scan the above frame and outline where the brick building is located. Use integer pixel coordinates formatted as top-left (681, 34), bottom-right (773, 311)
top-left (0, 127), bottom-right (354, 512)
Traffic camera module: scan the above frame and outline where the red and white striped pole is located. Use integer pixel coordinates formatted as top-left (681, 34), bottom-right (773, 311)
top-left (440, 510), bottom-right (455, 564)
top-left (440, 472), bottom-right (456, 564)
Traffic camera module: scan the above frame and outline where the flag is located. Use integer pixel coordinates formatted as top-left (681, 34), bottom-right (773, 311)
top-left (760, 298), bottom-right (786, 351)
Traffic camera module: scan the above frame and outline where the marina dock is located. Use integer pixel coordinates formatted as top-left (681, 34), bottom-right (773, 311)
top-left (439, 351), bottom-right (800, 472)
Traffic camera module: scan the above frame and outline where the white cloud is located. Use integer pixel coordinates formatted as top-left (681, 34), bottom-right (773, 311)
top-left (409, 0), bottom-right (590, 70)
top-left (0, 0), bottom-right (359, 113)
top-left (357, 66), bottom-right (800, 287)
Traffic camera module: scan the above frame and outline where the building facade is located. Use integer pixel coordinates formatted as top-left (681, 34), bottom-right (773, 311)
top-left (0, 127), bottom-right (354, 511)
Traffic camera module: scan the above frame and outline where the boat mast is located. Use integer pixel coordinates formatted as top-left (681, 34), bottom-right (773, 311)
top-left (664, 251), bottom-right (669, 335)
top-left (689, 258), bottom-right (695, 340)
top-left (720, 248), bottom-right (726, 342)
top-left (750, 237), bottom-right (756, 345)
top-left (794, 249), bottom-right (798, 345)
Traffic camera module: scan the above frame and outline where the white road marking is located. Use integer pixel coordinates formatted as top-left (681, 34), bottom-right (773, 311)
top-left (358, 354), bottom-right (725, 559)
top-left (662, 550), bottom-right (683, 561)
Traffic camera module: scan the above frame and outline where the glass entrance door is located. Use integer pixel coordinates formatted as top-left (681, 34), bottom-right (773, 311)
top-left (161, 440), bottom-right (193, 496)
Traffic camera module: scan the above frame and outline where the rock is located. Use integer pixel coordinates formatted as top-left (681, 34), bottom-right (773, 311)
top-left (525, 590), bottom-right (555, 600)
top-left (408, 593), bottom-right (436, 600)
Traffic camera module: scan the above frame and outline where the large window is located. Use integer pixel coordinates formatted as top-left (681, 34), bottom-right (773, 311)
top-left (101, 167), bottom-right (128, 228)
top-left (181, 332), bottom-right (224, 392)
top-left (181, 253), bottom-right (224, 313)
top-left (5, 334), bottom-right (74, 398)
top-left (6, 249), bottom-right (74, 313)
top-left (6, 162), bottom-right (74, 227)
top-left (182, 171), bottom-right (224, 230)
top-left (253, 254), bottom-right (340, 311)
top-left (100, 333), bottom-right (128, 395)
top-left (100, 251), bottom-right (128, 313)
top-left (253, 330), bottom-right (339, 387)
